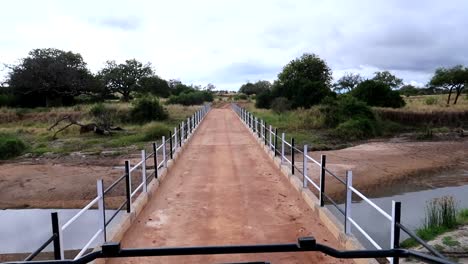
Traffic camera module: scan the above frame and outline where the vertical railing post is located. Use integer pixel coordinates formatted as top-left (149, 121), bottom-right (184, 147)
top-left (97, 179), bottom-right (106, 242)
top-left (281, 133), bottom-right (285, 164)
top-left (264, 122), bottom-right (267, 144)
top-left (51, 212), bottom-right (62, 260)
top-left (187, 117), bottom-right (191, 136)
top-left (391, 201), bottom-right (402, 264)
top-left (181, 122), bottom-right (185, 143)
top-left (303, 145), bottom-right (308, 187)
top-left (254, 117), bottom-right (257, 134)
top-left (162, 136), bottom-right (167, 168)
top-left (125, 160), bottom-right (131, 213)
top-left (174, 127), bottom-right (178, 151)
top-left (178, 124), bottom-right (182, 147)
top-left (269, 125), bottom-right (272, 150)
top-left (319, 155), bottom-right (327, 207)
top-left (154, 144), bottom-right (160, 176)
top-left (345, 171), bottom-right (352, 234)
top-left (169, 131), bottom-right (173, 159)
top-left (274, 128), bottom-right (278, 156)
top-left (291, 138), bottom-right (295, 175)
top-left (141, 150), bottom-right (147, 192)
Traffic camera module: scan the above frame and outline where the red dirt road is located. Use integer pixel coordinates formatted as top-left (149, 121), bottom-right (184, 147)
top-left (108, 108), bottom-right (351, 264)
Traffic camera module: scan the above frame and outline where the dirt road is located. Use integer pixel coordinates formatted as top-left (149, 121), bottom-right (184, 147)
top-left (108, 108), bottom-right (351, 264)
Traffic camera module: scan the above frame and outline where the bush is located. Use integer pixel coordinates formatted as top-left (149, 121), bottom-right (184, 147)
top-left (425, 97), bottom-right (439, 105)
top-left (255, 90), bottom-right (272, 109)
top-left (130, 97), bottom-right (168, 123)
top-left (334, 118), bottom-right (379, 140)
top-left (142, 122), bottom-right (170, 141)
top-left (234, 93), bottom-right (248, 100)
top-left (89, 103), bottom-right (121, 128)
top-left (166, 91), bottom-right (213, 105)
top-left (320, 95), bottom-right (375, 127)
top-left (351, 80), bottom-right (405, 108)
top-left (270, 97), bottom-right (292, 113)
top-left (0, 134), bottom-right (27, 159)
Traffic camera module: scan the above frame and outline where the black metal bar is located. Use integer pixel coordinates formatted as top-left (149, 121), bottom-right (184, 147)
top-left (393, 201), bottom-right (401, 264)
top-left (169, 131), bottom-right (173, 159)
top-left (101, 185), bottom-right (107, 243)
top-left (320, 155), bottom-right (327, 207)
top-left (274, 128), bottom-right (278, 156)
top-left (323, 193), bottom-right (346, 215)
top-left (324, 168), bottom-right (346, 185)
top-left (104, 174), bottom-right (126, 195)
top-left (51, 212), bottom-right (61, 260)
top-left (264, 122), bottom-right (267, 145)
top-left (105, 201), bottom-right (127, 227)
top-left (124, 161), bottom-right (131, 213)
top-left (152, 142), bottom-right (158, 179)
top-left (178, 124), bottom-right (182, 147)
top-left (291, 138), bottom-right (295, 175)
top-left (397, 223), bottom-right (446, 259)
top-left (24, 234), bottom-right (56, 261)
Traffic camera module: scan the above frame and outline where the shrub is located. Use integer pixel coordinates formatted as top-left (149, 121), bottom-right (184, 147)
top-left (425, 196), bottom-right (458, 229)
top-left (270, 97), bottom-right (292, 113)
top-left (334, 118), bottom-right (379, 140)
top-left (142, 122), bottom-right (170, 141)
top-left (166, 91), bottom-right (213, 105)
top-left (130, 97), bottom-right (168, 123)
top-left (234, 93), bottom-right (248, 100)
top-left (89, 103), bottom-right (120, 128)
top-left (0, 134), bottom-right (27, 159)
top-left (425, 97), bottom-right (439, 105)
top-left (351, 80), bottom-right (405, 108)
top-left (320, 95), bottom-right (375, 128)
top-left (255, 90), bottom-right (272, 109)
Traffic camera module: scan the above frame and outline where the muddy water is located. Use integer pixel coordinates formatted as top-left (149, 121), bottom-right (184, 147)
top-left (0, 209), bottom-right (123, 254)
top-left (327, 168), bottom-right (468, 249)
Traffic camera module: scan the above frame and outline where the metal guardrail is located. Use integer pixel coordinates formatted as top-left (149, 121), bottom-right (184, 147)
top-left (24, 104), bottom-right (211, 261)
top-left (231, 104), bottom-right (449, 264)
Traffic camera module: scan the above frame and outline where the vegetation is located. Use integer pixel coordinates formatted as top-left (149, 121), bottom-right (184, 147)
top-left (270, 97), bottom-right (292, 113)
top-left (351, 80), bottom-right (405, 108)
top-left (429, 65), bottom-right (468, 105)
top-left (239, 81), bottom-right (271, 95)
top-left (167, 90), bottom-right (213, 106)
top-left (0, 133), bottom-right (27, 159)
top-left (130, 97), bottom-right (168, 123)
top-left (401, 196), bottom-right (467, 248)
top-left (333, 73), bottom-right (363, 93)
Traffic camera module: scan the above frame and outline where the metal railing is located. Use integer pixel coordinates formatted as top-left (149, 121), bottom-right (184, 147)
top-left (24, 104), bottom-right (211, 261)
top-left (232, 103), bottom-right (448, 264)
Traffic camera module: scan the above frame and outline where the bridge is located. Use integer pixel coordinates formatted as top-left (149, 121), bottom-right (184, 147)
top-left (8, 104), bottom-right (451, 264)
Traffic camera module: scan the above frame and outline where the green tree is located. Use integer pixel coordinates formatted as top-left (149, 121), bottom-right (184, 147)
top-left (274, 53), bottom-right (332, 108)
top-left (372, 71), bottom-right (403, 89)
top-left (255, 90), bottom-right (273, 109)
top-left (399, 84), bottom-right (420, 97)
top-left (139, 76), bottom-right (170, 98)
top-left (7, 48), bottom-right (98, 107)
top-left (351, 80), bottom-right (405, 108)
top-left (429, 65), bottom-right (468, 105)
top-left (333, 73), bottom-right (363, 93)
top-left (238, 80), bottom-right (271, 95)
top-left (99, 59), bottom-right (153, 101)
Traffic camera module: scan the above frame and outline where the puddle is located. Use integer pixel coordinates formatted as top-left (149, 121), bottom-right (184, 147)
top-left (0, 209), bottom-right (123, 254)
top-left (326, 168), bottom-right (468, 249)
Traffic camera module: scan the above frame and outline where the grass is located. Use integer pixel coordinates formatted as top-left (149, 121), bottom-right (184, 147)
top-left (0, 102), bottom-right (201, 158)
top-left (402, 94), bottom-right (468, 112)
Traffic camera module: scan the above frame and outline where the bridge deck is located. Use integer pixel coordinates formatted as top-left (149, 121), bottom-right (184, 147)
top-left (109, 107), bottom-right (351, 264)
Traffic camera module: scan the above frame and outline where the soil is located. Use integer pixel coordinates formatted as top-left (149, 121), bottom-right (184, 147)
top-left (106, 108), bottom-right (352, 264)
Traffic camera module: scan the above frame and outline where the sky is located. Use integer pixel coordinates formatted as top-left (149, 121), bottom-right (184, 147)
top-left (1, 0), bottom-right (467, 91)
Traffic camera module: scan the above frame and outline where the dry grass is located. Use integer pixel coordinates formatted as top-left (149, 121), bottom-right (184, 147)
top-left (402, 94), bottom-right (468, 112)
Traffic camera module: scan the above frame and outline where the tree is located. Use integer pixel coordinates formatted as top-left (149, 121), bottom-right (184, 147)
top-left (351, 80), bottom-right (405, 108)
top-left (255, 90), bottom-right (272, 109)
top-left (429, 65), bottom-right (468, 105)
top-left (398, 84), bottom-right (420, 97)
top-left (238, 80), bottom-right (271, 95)
top-left (372, 71), bottom-right (403, 89)
top-left (99, 59), bottom-right (153, 101)
top-left (139, 76), bottom-right (171, 98)
top-left (333, 73), bottom-right (363, 93)
top-left (7, 48), bottom-right (98, 107)
top-left (204, 83), bottom-right (216, 91)
top-left (274, 53), bottom-right (332, 108)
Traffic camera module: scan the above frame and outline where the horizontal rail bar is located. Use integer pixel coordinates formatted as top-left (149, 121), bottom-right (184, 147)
top-left (324, 193), bottom-right (345, 215)
top-left (131, 182), bottom-right (144, 198)
top-left (62, 196), bottom-right (100, 230)
top-left (397, 223), bottom-right (446, 259)
top-left (350, 186), bottom-right (392, 221)
top-left (157, 161), bottom-right (164, 170)
top-left (24, 234), bottom-right (56, 261)
top-left (348, 217), bottom-right (382, 250)
top-left (284, 156), bottom-right (292, 165)
top-left (129, 160), bottom-right (144, 173)
top-left (73, 229), bottom-right (103, 260)
top-left (105, 201), bottom-right (127, 227)
top-left (145, 152), bottom-right (154, 160)
top-left (156, 144), bottom-right (163, 151)
top-left (284, 141), bottom-right (291, 147)
top-left (324, 168), bottom-right (346, 185)
top-left (292, 147), bottom-right (303, 154)
top-left (304, 175), bottom-right (320, 191)
top-left (104, 175), bottom-right (126, 194)
top-left (305, 155), bottom-right (321, 166)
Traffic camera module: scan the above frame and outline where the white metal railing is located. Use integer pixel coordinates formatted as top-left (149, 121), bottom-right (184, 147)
top-left (231, 103), bottom-right (401, 262)
top-left (47, 104), bottom-right (211, 260)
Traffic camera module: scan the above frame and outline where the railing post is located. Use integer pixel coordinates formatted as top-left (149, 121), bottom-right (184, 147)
top-left (97, 179), bottom-right (106, 243)
top-left (263, 122), bottom-right (267, 144)
top-left (345, 171), bottom-right (352, 235)
top-left (181, 122), bottom-right (185, 142)
top-left (281, 133), bottom-right (285, 164)
top-left (178, 124), bottom-right (182, 147)
top-left (169, 131), bottom-right (173, 159)
top-left (51, 212), bottom-right (62, 260)
top-left (391, 201), bottom-right (402, 264)
top-left (152, 142), bottom-right (158, 179)
top-left (187, 117), bottom-right (191, 135)
top-left (174, 127), bottom-right (178, 151)
top-left (141, 150), bottom-right (147, 192)
top-left (291, 138), bottom-right (295, 175)
top-left (125, 160), bottom-right (131, 213)
top-left (303, 145), bottom-right (308, 188)
top-left (269, 125), bottom-right (272, 150)
top-left (274, 128), bottom-right (278, 156)
top-left (162, 136), bottom-right (167, 168)
top-left (319, 155), bottom-right (327, 207)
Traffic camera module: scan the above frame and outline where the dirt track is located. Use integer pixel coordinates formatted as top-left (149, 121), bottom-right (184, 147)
top-left (108, 108), bottom-right (351, 264)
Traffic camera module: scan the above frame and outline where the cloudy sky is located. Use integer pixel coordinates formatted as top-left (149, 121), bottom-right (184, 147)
top-left (1, 0), bottom-right (467, 90)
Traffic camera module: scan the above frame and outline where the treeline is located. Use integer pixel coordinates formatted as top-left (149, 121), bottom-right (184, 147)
top-left (239, 54), bottom-right (467, 110)
top-left (0, 48), bottom-right (214, 107)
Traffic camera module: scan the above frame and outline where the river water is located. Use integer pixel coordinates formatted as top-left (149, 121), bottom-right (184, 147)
top-left (0, 209), bottom-right (123, 254)
top-left (326, 168), bottom-right (468, 249)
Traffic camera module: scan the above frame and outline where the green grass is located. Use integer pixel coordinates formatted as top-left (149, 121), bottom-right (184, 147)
top-left (442, 236), bottom-right (460, 247)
